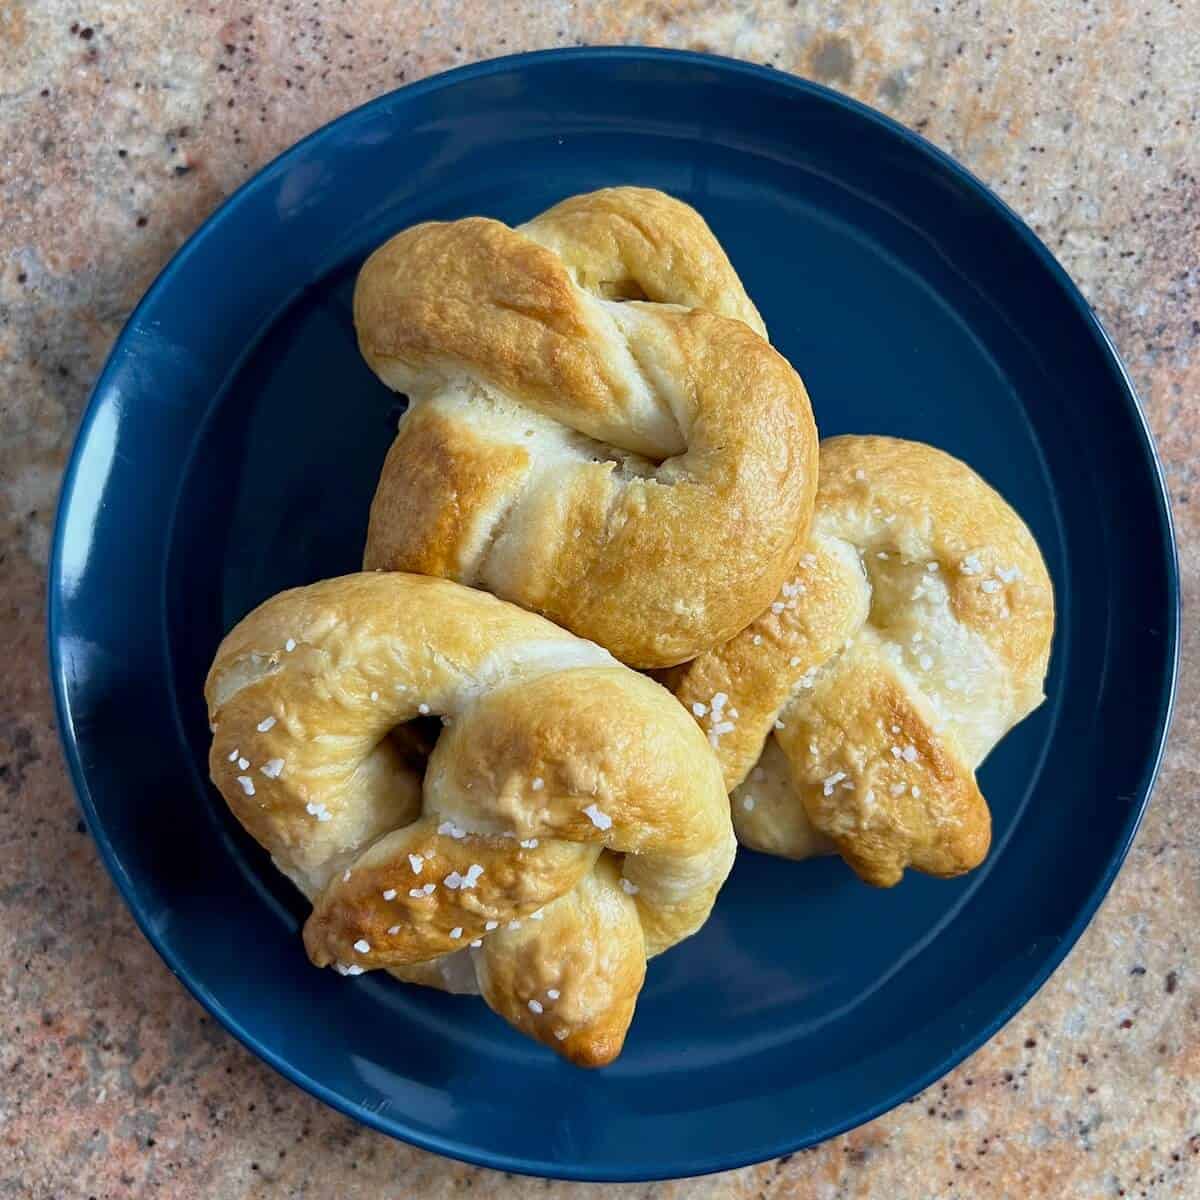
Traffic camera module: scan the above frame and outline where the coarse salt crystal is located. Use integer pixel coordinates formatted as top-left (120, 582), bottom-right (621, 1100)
top-left (774, 718), bottom-right (785, 730)
top-left (383, 888), bottom-right (397, 900)
top-left (438, 820), bottom-right (467, 839)
top-left (257, 716), bottom-right (276, 732)
top-left (547, 988), bottom-right (560, 1000)
top-left (418, 703), bottom-right (430, 715)
top-left (743, 795), bottom-right (756, 811)
top-left (530, 908), bottom-right (544, 920)
top-left (770, 602), bottom-right (785, 614)
top-left (752, 634), bottom-right (763, 645)
top-left (236, 775), bottom-right (255, 796)
top-left (621, 878), bottom-right (639, 895)
top-left (531, 777), bottom-right (544, 791)
top-left (237, 757), bottom-right (249, 771)
top-left (891, 725), bottom-right (901, 734)
top-left (583, 803), bottom-right (612, 830)
top-left (554, 1029), bottom-right (567, 1040)
top-left (902, 745), bottom-right (919, 762)
top-left (528, 999), bottom-right (543, 1014)
top-left (408, 888), bottom-right (426, 898)
top-left (462, 864), bottom-right (484, 888)
top-left (712, 721), bottom-right (735, 736)
top-left (353, 939), bottom-right (370, 954)
top-left (789, 656), bottom-right (802, 667)
top-left (408, 853), bottom-right (424, 874)
top-left (519, 838), bottom-right (539, 849)
top-left (260, 758), bottom-right (284, 779)
top-left (443, 871), bottom-right (464, 890)
top-left (370, 691), bottom-right (379, 702)
top-left (335, 963), bottom-right (364, 976)
top-left (449, 927), bottom-right (463, 939)
top-left (227, 747), bottom-right (239, 762)
top-left (305, 801), bottom-right (331, 822)
top-left (284, 638), bottom-right (296, 652)
top-left (691, 702), bottom-right (708, 717)
top-left (854, 469), bottom-right (867, 481)
top-left (997, 565), bottom-right (1022, 583)
top-left (981, 578), bottom-right (1001, 593)
top-left (470, 939), bottom-right (482, 948)
top-left (891, 783), bottom-right (907, 796)
top-left (912, 785), bottom-right (921, 797)
top-left (388, 924), bottom-right (402, 935)
top-left (422, 882), bottom-right (436, 895)
top-left (926, 562), bottom-right (939, 573)
top-left (485, 920), bottom-right (499, 931)
top-left (823, 771), bottom-right (847, 796)
top-left (960, 555), bottom-right (983, 575)
top-left (343, 869), bottom-right (352, 882)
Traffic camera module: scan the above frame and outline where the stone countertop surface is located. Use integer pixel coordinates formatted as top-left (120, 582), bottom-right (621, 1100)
top-left (1, 2), bottom-right (1196, 1197)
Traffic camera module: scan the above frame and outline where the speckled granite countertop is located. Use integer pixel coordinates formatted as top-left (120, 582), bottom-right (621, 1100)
top-left (1, 2), bottom-right (1196, 1196)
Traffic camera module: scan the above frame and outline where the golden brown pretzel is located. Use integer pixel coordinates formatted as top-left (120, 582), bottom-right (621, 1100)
top-left (355, 186), bottom-right (818, 667)
top-left (205, 572), bottom-right (735, 1065)
top-left (668, 436), bottom-right (1055, 886)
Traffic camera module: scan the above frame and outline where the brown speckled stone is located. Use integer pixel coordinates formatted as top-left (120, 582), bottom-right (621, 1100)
top-left (1, 2), bottom-right (1196, 1196)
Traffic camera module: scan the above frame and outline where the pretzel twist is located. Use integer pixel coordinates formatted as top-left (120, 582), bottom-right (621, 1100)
top-left (669, 437), bottom-right (1055, 887)
top-left (206, 573), bottom-right (735, 1065)
top-left (355, 187), bottom-right (818, 667)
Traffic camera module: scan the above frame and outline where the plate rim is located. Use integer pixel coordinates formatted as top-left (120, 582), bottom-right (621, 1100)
top-left (47, 45), bottom-right (1181, 1182)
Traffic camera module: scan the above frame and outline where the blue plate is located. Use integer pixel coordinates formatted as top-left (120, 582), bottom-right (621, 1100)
top-left (49, 48), bottom-right (1178, 1180)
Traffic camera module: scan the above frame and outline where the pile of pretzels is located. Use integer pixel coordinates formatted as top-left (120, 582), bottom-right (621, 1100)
top-left (206, 188), bottom-right (1055, 1066)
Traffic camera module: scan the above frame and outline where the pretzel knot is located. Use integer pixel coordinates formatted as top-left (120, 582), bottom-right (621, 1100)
top-left (206, 573), bottom-right (735, 1066)
top-left (670, 437), bottom-right (1055, 887)
top-left (355, 186), bottom-right (819, 668)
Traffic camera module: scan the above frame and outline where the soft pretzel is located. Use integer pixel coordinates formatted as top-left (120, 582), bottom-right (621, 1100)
top-left (205, 572), bottom-right (735, 1066)
top-left (668, 436), bottom-right (1055, 887)
top-left (355, 186), bottom-right (818, 667)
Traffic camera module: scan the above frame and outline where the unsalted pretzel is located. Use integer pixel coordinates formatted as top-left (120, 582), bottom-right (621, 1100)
top-left (668, 437), bottom-right (1055, 887)
top-left (355, 186), bottom-right (818, 668)
top-left (205, 572), bottom-right (735, 1065)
